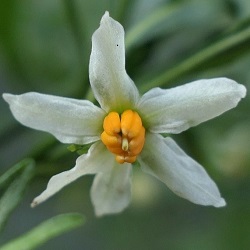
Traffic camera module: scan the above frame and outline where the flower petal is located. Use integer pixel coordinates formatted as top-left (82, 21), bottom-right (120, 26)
top-left (91, 162), bottom-right (132, 216)
top-left (3, 92), bottom-right (105, 144)
top-left (138, 133), bottom-right (226, 207)
top-left (31, 141), bottom-right (113, 207)
top-left (138, 78), bottom-right (246, 134)
top-left (89, 11), bottom-right (139, 112)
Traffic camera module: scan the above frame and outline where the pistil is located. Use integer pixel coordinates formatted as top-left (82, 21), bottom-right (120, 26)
top-left (122, 138), bottom-right (129, 151)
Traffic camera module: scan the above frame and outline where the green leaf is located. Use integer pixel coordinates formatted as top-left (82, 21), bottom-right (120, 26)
top-left (0, 213), bottom-right (85, 250)
top-left (0, 159), bottom-right (33, 188)
top-left (125, 1), bottom-right (182, 50)
top-left (125, 0), bottom-right (228, 51)
top-left (140, 25), bottom-right (250, 92)
top-left (0, 159), bottom-right (35, 232)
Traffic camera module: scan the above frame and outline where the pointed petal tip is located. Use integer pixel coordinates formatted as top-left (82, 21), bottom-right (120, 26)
top-left (30, 202), bottom-right (36, 208)
top-left (214, 198), bottom-right (227, 208)
top-left (2, 93), bottom-right (14, 103)
top-left (103, 11), bottom-right (110, 18)
top-left (224, 77), bottom-right (247, 98)
top-left (30, 191), bottom-right (49, 208)
top-left (100, 11), bottom-right (110, 24)
top-left (239, 84), bottom-right (247, 98)
top-left (30, 199), bottom-right (39, 208)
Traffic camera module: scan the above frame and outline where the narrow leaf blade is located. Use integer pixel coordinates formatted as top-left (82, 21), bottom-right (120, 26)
top-left (0, 213), bottom-right (85, 250)
top-left (0, 159), bottom-right (35, 232)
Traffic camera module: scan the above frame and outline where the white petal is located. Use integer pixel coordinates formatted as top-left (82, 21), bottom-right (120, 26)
top-left (89, 11), bottom-right (139, 112)
top-left (138, 78), bottom-right (246, 134)
top-left (138, 133), bottom-right (226, 207)
top-left (3, 92), bottom-right (105, 144)
top-left (31, 142), bottom-right (113, 207)
top-left (91, 162), bottom-right (132, 216)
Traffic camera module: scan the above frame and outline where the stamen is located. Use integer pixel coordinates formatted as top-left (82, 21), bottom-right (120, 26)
top-left (103, 112), bottom-right (121, 135)
top-left (101, 110), bottom-right (145, 164)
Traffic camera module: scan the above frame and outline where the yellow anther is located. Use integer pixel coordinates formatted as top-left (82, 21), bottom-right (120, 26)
top-left (128, 127), bottom-right (145, 155)
top-left (121, 110), bottom-right (142, 138)
top-left (101, 131), bottom-right (121, 147)
top-left (103, 112), bottom-right (121, 135)
top-left (116, 155), bottom-right (137, 164)
top-left (101, 110), bottom-right (145, 164)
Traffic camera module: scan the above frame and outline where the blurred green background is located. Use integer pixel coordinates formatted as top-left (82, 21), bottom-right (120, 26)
top-left (0, 0), bottom-right (250, 249)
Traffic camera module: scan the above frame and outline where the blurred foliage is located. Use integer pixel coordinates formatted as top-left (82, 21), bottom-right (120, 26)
top-left (0, 213), bottom-right (85, 250)
top-left (0, 0), bottom-right (250, 249)
top-left (0, 159), bottom-right (35, 232)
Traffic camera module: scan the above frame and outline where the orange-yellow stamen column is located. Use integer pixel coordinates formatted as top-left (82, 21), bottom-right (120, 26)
top-left (101, 110), bottom-right (145, 164)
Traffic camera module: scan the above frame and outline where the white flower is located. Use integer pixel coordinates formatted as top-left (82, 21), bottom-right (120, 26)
top-left (3, 12), bottom-right (246, 217)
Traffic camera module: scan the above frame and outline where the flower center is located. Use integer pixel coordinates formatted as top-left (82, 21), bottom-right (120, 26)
top-left (101, 110), bottom-right (145, 164)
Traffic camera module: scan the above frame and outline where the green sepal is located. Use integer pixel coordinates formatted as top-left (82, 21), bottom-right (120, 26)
top-left (67, 142), bottom-right (94, 155)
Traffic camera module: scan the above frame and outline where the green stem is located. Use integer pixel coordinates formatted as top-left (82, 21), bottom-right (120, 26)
top-left (115, 0), bottom-right (131, 23)
top-left (63, 0), bottom-right (89, 96)
top-left (139, 26), bottom-right (250, 93)
top-left (63, 0), bottom-right (87, 60)
top-left (125, 2), bottom-right (181, 50)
